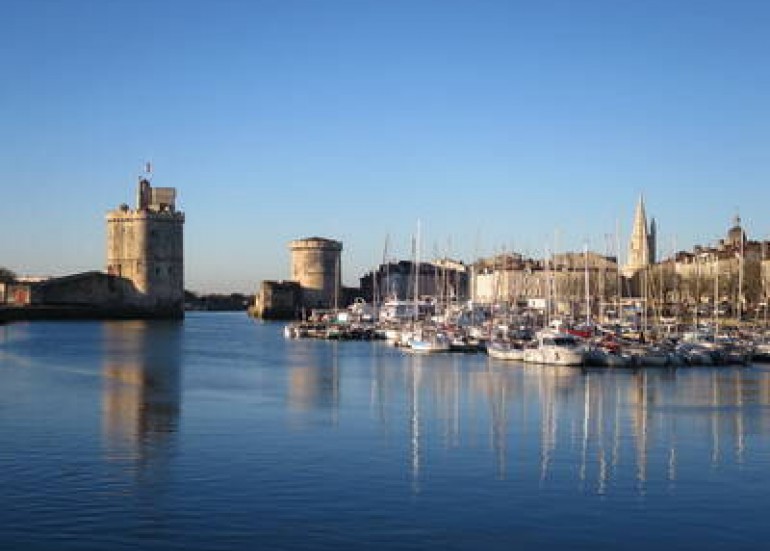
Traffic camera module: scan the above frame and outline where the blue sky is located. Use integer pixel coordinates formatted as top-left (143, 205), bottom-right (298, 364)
top-left (1, 0), bottom-right (768, 292)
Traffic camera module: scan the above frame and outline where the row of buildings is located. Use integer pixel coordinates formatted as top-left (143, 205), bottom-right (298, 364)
top-left (253, 197), bottom-right (770, 321)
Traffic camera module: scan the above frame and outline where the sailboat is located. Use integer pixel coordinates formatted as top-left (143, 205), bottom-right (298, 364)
top-left (408, 221), bottom-right (450, 353)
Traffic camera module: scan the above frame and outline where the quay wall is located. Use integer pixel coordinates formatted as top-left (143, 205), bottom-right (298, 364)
top-left (0, 271), bottom-right (184, 322)
top-left (251, 280), bottom-right (302, 320)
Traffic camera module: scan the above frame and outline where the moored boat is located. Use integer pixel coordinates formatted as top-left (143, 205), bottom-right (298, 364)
top-left (486, 339), bottom-right (525, 361)
top-left (522, 330), bottom-right (585, 366)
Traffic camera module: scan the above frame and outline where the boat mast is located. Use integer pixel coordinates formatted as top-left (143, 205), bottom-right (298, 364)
top-left (759, 241), bottom-right (768, 329)
top-left (695, 255), bottom-right (701, 328)
top-left (737, 223), bottom-right (745, 322)
top-left (713, 254), bottom-right (719, 335)
top-left (334, 252), bottom-right (340, 312)
top-left (615, 220), bottom-right (621, 323)
top-left (414, 220), bottom-right (421, 323)
top-left (584, 242), bottom-right (591, 327)
top-left (544, 244), bottom-right (551, 329)
top-left (384, 234), bottom-right (391, 301)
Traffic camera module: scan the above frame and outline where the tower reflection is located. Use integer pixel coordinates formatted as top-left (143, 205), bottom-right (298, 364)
top-left (286, 340), bottom-right (340, 422)
top-left (101, 320), bottom-right (182, 474)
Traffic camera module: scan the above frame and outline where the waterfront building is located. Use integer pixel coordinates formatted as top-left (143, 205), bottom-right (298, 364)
top-left (107, 177), bottom-right (185, 317)
top-left (358, 258), bottom-right (469, 303)
top-left (470, 251), bottom-right (619, 316)
top-left (672, 216), bottom-right (770, 314)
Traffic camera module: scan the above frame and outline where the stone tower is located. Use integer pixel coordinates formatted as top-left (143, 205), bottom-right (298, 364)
top-left (106, 176), bottom-right (185, 317)
top-left (623, 195), bottom-right (655, 277)
top-left (289, 237), bottom-right (342, 310)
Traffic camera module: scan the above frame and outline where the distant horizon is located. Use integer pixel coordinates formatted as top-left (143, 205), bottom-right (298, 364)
top-left (2, 1), bottom-right (768, 293)
top-left (2, 196), bottom-right (758, 296)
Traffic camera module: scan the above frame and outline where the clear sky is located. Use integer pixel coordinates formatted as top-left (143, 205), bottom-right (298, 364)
top-left (1, 0), bottom-right (768, 293)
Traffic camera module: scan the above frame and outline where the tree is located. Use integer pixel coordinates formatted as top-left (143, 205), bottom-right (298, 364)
top-left (0, 267), bottom-right (16, 282)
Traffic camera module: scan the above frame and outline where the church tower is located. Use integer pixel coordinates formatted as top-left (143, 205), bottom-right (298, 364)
top-left (623, 195), bottom-right (654, 277)
top-left (106, 172), bottom-right (185, 318)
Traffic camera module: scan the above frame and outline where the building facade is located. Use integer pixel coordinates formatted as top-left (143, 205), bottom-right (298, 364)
top-left (470, 251), bottom-right (619, 316)
top-left (672, 216), bottom-right (769, 314)
top-left (359, 259), bottom-right (469, 303)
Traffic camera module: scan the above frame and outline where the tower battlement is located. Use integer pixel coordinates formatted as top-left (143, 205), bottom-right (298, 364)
top-left (106, 177), bottom-right (185, 317)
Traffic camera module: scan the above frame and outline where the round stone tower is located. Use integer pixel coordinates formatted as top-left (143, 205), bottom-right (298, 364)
top-left (289, 237), bottom-right (342, 310)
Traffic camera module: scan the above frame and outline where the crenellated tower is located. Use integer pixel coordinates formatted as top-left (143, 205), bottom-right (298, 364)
top-left (106, 174), bottom-right (185, 317)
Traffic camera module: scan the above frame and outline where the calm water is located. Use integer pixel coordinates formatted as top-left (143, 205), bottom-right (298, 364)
top-left (2, 313), bottom-right (770, 549)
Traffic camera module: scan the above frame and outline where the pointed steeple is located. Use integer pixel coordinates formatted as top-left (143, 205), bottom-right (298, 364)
top-left (624, 195), bottom-right (651, 276)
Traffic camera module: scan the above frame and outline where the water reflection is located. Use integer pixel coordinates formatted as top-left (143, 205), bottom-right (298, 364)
top-left (358, 345), bottom-right (770, 495)
top-left (285, 340), bottom-right (340, 424)
top-left (469, 364), bottom-right (514, 480)
top-left (101, 320), bottom-right (182, 475)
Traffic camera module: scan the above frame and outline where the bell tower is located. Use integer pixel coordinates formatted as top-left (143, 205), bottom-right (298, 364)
top-left (623, 195), bottom-right (654, 277)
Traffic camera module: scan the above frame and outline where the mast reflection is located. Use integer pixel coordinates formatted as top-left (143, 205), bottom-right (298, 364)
top-left (369, 348), bottom-right (770, 495)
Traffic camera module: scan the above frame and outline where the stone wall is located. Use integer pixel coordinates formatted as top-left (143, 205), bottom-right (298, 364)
top-left (252, 280), bottom-right (302, 320)
top-left (37, 272), bottom-right (134, 307)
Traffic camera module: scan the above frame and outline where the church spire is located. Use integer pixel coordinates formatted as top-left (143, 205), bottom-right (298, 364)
top-left (624, 195), bottom-right (651, 276)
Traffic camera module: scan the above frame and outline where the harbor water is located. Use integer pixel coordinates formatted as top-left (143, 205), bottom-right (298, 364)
top-left (1, 312), bottom-right (770, 549)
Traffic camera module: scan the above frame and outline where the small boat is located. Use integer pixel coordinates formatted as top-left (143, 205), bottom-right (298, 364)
top-left (449, 335), bottom-right (479, 353)
top-left (753, 340), bottom-right (770, 362)
top-left (676, 343), bottom-right (714, 366)
top-left (283, 324), bottom-right (297, 339)
top-left (486, 339), bottom-right (525, 361)
top-left (523, 330), bottom-right (585, 366)
top-left (584, 346), bottom-right (629, 367)
top-left (409, 330), bottom-right (451, 353)
top-left (625, 345), bottom-right (670, 367)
